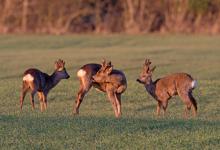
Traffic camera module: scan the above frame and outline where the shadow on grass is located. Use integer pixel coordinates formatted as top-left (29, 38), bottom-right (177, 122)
top-left (135, 104), bottom-right (156, 112)
top-left (0, 113), bottom-right (219, 150)
top-left (1, 114), bottom-right (219, 134)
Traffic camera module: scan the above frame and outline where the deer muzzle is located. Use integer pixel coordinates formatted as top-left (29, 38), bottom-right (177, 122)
top-left (136, 78), bottom-right (145, 84)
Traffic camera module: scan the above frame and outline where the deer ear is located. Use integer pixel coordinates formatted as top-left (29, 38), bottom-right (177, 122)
top-left (151, 66), bottom-right (156, 72)
top-left (145, 59), bottom-right (151, 65)
top-left (54, 61), bottom-right (58, 69)
top-left (101, 59), bottom-right (106, 67)
top-left (107, 61), bottom-right (111, 67)
top-left (61, 59), bottom-right (65, 66)
top-left (106, 66), bottom-right (113, 75)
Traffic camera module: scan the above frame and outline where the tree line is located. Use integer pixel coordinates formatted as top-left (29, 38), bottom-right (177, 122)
top-left (0, 0), bottom-right (220, 34)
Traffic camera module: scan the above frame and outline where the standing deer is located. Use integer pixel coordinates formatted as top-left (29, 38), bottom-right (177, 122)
top-left (136, 59), bottom-right (197, 118)
top-left (20, 59), bottom-right (70, 112)
top-left (74, 59), bottom-right (127, 118)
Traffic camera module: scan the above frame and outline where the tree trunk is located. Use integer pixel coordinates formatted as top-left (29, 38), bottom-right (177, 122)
top-left (124, 0), bottom-right (140, 33)
top-left (22, 0), bottom-right (29, 32)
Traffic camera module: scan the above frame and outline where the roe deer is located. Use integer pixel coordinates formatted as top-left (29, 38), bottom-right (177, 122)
top-left (20, 59), bottom-right (70, 112)
top-left (74, 59), bottom-right (127, 118)
top-left (136, 59), bottom-right (197, 118)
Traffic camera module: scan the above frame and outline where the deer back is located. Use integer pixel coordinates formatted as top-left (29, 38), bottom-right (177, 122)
top-left (77, 63), bottom-right (101, 79)
top-left (23, 68), bottom-right (49, 91)
top-left (106, 69), bottom-right (127, 94)
top-left (77, 63), bottom-right (103, 92)
top-left (155, 73), bottom-right (195, 95)
top-left (106, 70), bottom-right (127, 85)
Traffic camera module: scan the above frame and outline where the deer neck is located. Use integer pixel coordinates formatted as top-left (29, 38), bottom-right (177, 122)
top-left (51, 71), bottom-right (62, 86)
top-left (144, 80), bottom-right (156, 99)
top-left (44, 72), bottom-right (61, 92)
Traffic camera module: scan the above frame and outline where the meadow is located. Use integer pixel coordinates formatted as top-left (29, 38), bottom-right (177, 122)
top-left (0, 35), bottom-right (219, 149)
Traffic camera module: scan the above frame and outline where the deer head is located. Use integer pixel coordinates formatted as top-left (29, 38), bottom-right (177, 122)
top-left (92, 59), bottom-right (113, 83)
top-left (137, 58), bottom-right (156, 85)
top-left (54, 59), bottom-right (70, 80)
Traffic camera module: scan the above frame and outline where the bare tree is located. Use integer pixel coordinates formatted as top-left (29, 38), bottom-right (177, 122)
top-left (22, 0), bottom-right (29, 32)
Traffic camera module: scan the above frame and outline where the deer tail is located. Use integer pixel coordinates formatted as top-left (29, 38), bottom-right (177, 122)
top-left (189, 92), bottom-right (197, 111)
top-left (191, 80), bottom-right (197, 89)
top-left (77, 69), bottom-right (86, 78)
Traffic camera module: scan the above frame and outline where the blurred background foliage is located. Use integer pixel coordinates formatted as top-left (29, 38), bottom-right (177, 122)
top-left (0, 0), bottom-right (220, 34)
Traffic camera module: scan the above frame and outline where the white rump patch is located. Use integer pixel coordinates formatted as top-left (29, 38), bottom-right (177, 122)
top-left (191, 80), bottom-right (197, 89)
top-left (77, 69), bottom-right (86, 77)
top-left (23, 74), bottom-right (34, 81)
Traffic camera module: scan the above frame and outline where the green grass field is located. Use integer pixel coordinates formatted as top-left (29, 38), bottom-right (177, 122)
top-left (0, 35), bottom-right (219, 149)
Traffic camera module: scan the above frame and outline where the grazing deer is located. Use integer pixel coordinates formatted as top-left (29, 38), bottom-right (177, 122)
top-left (20, 59), bottom-right (70, 112)
top-left (136, 59), bottom-right (198, 118)
top-left (74, 59), bottom-right (127, 118)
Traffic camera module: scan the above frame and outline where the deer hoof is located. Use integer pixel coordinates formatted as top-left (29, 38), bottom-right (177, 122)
top-left (115, 114), bottom-right (121, 119)
top-left (73, 110), bottom-right (79, 116)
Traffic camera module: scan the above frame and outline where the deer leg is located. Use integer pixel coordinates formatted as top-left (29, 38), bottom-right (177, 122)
top-left (37, 92), bottom-right (44, 112)
top-left (156, 101), bottom-right (162, 116)
top-left (115, 93), bottom-right (122, 117)
top-left (20, 82), bottom-right (29, 110)
top-left (162, 101), bottom-right (168, 116)
top-left (179, 92), bottom-right (193, 119)
top-left (74, 88), bottom-right (87, 114)
top-left (74, 87), bottom-right (90, 114)
top-left (44, 99), bottom-right (47, 110)
top-left (107, 91), bottom-right (119, 118)
top-left (30, 91), bottom-right (36, 110)
top-left (184, 104), bottom-right (192, 119)
top-left (189, 91), bottom-right (197, 117)
top-left (42, 93), bottom-right (47, 111)
top-left (40, 102), bottom-right (44, 112)
top-left (20, 91), bottom-right (27, 110)
top-left (29, 81), bottom-right (37, 110)
top-left (74, 78), bottom-right (91, 114)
